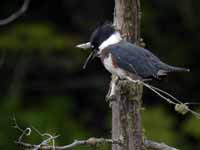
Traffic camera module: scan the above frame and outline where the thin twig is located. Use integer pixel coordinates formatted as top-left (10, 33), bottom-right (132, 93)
top-left (141, 81), bottom-right (200, 119)
top-left (126, 79), bottom-right (200, 119)
top-left (142, 82), bottom-right (176, 105)
top-left (0, 0), bottom-right (31, 26)
top-left (13, 117), bottom-right (122, 150)
top-left (146, 83), bottom-right (182, 103)
top-left (32, 136), bottom-right (60, 150)
top-left (32, 125), bottom-right (59, 147)
top-left (12, 115), bottom-right (31, 142)
top-left (144, 140), bottom-right (179, 150)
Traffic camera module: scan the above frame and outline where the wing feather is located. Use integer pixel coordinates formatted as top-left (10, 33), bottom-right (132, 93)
top-left (108, 41), bottom-right (162, 79)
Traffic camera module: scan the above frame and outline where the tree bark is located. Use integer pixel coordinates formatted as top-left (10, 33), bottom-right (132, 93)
top-left (114, 0), bottom-right (141, 42)
top-left (112, 0), bottom-right (143, 150)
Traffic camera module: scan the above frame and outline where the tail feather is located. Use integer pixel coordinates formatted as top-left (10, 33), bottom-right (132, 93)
top-left (165, 65), bottom-right (190, 73)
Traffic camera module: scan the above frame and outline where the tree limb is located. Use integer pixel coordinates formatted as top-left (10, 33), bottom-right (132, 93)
top-left (141, 81), bottom-right (200, 119)
top-left (0, 0), bottom-right (30, 26)
top-left (13, 117), bottom-right (178, 150)
top-left (16, 139), bottom-right (179, 150)
top-left (16, 137), bottom-right (122, 150)
top-left (144, 140), bottom-right (179, 150)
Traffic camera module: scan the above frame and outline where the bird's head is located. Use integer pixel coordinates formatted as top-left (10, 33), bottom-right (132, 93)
top-left (76, 22), bottom-right (122, 68)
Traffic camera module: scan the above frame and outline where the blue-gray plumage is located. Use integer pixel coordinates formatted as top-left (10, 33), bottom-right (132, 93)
top-left (76, 22), bottom-right (189, 80)
top-left (107, 41), bottom-right (189, 79)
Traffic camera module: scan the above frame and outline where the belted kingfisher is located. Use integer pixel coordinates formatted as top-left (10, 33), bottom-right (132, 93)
top-left (77, 22), bottom-right (189, 80)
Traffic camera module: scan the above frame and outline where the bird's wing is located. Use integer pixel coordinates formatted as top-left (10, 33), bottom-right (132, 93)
top-left (108, 41), bottom-right (163, 79)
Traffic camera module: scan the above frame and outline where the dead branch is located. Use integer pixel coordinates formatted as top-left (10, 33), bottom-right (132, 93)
top-left (144, 140), bottom-right (179, 150)
top-left (13, 117), bottom-right (179, 150)
top-left (13, 117), bottom-right (121, 150)
top-left (16, 137), bottom-right (122, 150)
top-left (141, 81), bottom-right (200, 119)
top-left (16, 139), bottom-right (179, 150)
top-left (0, 0), bottom-right (30, 26)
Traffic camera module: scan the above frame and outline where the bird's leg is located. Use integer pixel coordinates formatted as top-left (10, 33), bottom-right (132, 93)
top-left (106, 75), bottom-right (119, 102)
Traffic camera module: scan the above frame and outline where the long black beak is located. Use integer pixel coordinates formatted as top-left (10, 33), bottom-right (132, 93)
top-left (83, 49), bottom-right (98, 69)
top-left (76, 42), bottom-right (98, 69)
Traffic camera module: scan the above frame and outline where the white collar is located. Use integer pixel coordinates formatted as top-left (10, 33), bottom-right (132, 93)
top-left (98, 32), bottom-right (122, 52)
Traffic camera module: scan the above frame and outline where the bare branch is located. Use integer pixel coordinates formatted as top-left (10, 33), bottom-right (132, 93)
top-left (12, 115), bottom-right (31, 142)
top-left (16, 137), bottom-right (122, 150)
top-left (0, 0), bottom-right (30, 26)
top-left (139, 81), bottom-right (200, 119)
top-left (144, 140), bottom-right (179, 150)
top-left (16, 138), bottom-right (179, 150)
top-left (13, 117), bottom-right (179, 150)
top-left (31, 126), bottom-right (60, 150)
top-left (13, 118), bottom-right (122, 150)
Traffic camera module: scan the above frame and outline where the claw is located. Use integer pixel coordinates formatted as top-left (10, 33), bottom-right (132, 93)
top-left (106, 94), bottom-right (117, 107)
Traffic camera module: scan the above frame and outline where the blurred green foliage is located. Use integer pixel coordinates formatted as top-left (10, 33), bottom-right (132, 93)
top-left (142, 106), bottom-right (178, 145)
top-left (0, 0), bottom-right (200, 150)
top-left (0, 24), bottom-right (63, 50)
top-left (0, 95), bottom-right (90, 149)
top-left (183, 108), bottom-right (200, 139)
top-left (0, 23), bottom-right (81, 52)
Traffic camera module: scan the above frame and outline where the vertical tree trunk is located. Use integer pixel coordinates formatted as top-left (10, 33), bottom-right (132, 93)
top-left (114, 0), bottom-right (141, 42)
top-left (112, 0), bottom-right (143, 150)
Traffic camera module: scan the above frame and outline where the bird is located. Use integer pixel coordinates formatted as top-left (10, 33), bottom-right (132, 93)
top-left (76, 22), bottom-right (189, 81)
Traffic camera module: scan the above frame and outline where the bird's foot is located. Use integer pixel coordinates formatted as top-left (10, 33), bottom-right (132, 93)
top-left (106, 93), bottom-right (117, 102)
top-left (106, 93), bottom-right (117, 108)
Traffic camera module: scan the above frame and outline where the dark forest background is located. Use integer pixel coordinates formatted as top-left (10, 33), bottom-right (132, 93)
top-left (0, 0), bottom-right (200, 149)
